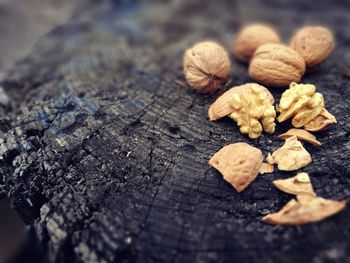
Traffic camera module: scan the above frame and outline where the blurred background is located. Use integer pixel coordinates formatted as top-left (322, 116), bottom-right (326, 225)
top-left (0, 1), bottom-right (80, 262)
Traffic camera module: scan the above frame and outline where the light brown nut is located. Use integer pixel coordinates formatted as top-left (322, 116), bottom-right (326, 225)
top-left (209, 143), bottom-right (263, 192)
top-left (278, 128), bottom-right (321, 147)
top-left (233, 24), bottom-right (281, 63)
top-left (266, 153), bottom-right (274, 165)
top-left (183, 41), bottom-right (231, 94)
top-left (290, 26), bottom-right (334, 68)
top-left (208, 83), bottom-right (274, 121)
top-left (249, 43), bottom-right (306, 87)
top-left (259, 162), bottom-right (274, 174)
top-left (270, 136), bottom-right (312, 171)
top-left (277, 82), bottom-right (324, 128)
top-left (262, 194), bottom-right (346, 225)
top-left (273, 172), bottom-right (316, 196)
top-left (229, 85), bottom-right (276, 139)
top-left (304, 108), bottom-right (337, 132)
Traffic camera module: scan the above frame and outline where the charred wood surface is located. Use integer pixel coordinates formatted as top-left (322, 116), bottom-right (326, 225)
top-left (1, 0), bottom-right (350, 262)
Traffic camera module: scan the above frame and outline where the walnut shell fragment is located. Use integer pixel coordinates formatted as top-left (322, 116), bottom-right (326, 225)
top-left (183, 41), bottom-right (231, 94)
top-left (270, 136), bottom-right (312, 171)
top-left (278, 128), bottom-right (321, 147)
top-left (208, 83), bottom-right (274, 121)
top-left (262, 194), bottom-right (346, 225)
top-left (304, 108), bottom-right (337, 132)
top-left (259, 162), bottom-right (274, 174)
top-left (273, 173), bottom-right (316, 196)
top-left (277, 82), bottom-right (324, 128)
top-left (209, 143), bottom-right (263, 192)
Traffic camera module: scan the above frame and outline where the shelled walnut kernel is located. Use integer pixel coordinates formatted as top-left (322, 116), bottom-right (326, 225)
top-left (277, 82), bottom-right (324, 128)
top-left (304, 108), bottom-right (337, 132)
top-left (229, 85), bottom-right (276, 139)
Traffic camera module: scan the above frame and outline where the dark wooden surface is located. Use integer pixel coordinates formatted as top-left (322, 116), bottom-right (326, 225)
top-left (1, 0), bottom-right (350, 262)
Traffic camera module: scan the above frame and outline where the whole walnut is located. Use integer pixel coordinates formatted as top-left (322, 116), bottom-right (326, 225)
top-left (233, 24), bottom-right (281, 63)
top-left (183, 41), bottom-right (231, 94)
top-left (290, 26), bottom-right (334, 68)
top-left (249, 43), bottom-right (306, 87)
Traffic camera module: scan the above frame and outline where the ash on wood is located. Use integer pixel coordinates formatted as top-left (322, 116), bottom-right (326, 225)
top-left (1, 0), bottom-right (350, 262)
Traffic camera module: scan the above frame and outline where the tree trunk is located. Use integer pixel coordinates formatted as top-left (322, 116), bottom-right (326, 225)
top-left (1, 0), bottom-right (350, 262)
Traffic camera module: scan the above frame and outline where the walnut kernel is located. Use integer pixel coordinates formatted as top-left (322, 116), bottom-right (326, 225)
top-left (278, 128), bottom-right (321, 147)
top-left (273, 173), bottom-right (316, 196)
top-left (270, 136), bottom-right (312, 171)
top-left (183, 41), bottom-right (231, 94)
top-left (233, 24), bottom-right (281, 63)
top-left (277, 82), bottom-right (324, 128)
top-left (208, 83), bottom-right (274, 121)
top-left (229, 85), bottom-right (276, 139)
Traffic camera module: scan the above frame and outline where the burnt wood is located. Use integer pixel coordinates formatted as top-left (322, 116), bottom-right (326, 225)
top-left (1, 0), bottom-right (350, 262)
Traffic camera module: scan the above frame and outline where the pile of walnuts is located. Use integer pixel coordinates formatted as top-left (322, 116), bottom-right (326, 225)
top-left (182, 24), bottom-right (346, 225)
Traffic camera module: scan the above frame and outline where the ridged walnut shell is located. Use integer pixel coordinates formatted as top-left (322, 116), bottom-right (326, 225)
top-left (290, 26), bottom-right (334, 68)
top-left (183, 41), bottom-right (231, 94)
top-left (233, 24), bottom-right (281, 63)
top-left (249, 43), bottom-right (306, 87)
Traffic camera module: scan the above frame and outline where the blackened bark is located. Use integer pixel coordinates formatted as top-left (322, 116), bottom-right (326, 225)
top-left (1, 0), bottom-right (350, 262)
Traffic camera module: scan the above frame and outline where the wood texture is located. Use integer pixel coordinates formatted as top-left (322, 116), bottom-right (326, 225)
top-left (1, 0), bottom-right (350, 262)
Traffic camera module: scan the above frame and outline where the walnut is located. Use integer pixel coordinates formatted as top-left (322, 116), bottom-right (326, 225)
top-left (208, 83), bottom-right (274, 121)
top-left (269, 136), bottom-right (312, 171)
top-left (273, 173), bottom-right (316, 196)
top-left (277, 82), bottom-right (324, 128)
top-left (183, 41), bottom-right (231, 94)
top-left (290, 26), bottom-right (334, 68)
top-left (233, 24), bottom-right (281, 63)
top-left (209, 143), bottom-right (263, 192)
top-left (249, 43), bottom-right (305, 87)
top-left (304, 108), bottom-right (337, 132)
top-left (229, 85), bottom-right (276, 139)
top-left (278, 128), bottom-right (321, 147)
top-left (262, 194), bottom-right (346, 225)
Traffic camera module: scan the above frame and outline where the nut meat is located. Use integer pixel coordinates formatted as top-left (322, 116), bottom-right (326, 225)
top-left (270, 136), bottom-right (312, 171)
top-left (233, 24), bottom-right (281, 63)
top-left (209, 143), bottom-right (263, 192)
top-left (304, 108), bottom-right (337, 132)
top-left (229, 85), bottom-right (276, 139)
top-left (290, 26), bottom-right (334, 68)
top-left (273, 173), bottom-right (316, 196)
top-left (183, 41), bottom-right (231, 94)
top-left (262, 194), bottom-right (346, 225)
top-left (208, 83), bottom-right (274, 121)
top-left (278, 128), bottom-right (321, 146)
top-left (249, 43), bottom-right (306, 87)
top-left (277, 82), bottom-right (324, 128)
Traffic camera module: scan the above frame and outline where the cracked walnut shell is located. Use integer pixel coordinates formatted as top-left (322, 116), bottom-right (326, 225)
top-left (263, 194), bottom-right (346, 225)
top-left (208, 83), bottom-right (274, 121)
top-left (278, 128), bottom-right (321, 147)
top-left (273, 173), bottom-right (316, 196)
top-left (290, 26), bottom-right (334, 68)
top-left (229, 85), bottom-right (276, 139)
top-left (304, 108), bottom-right (337, 132)
top-left (277, 82), bottom-right (324, 128)
top-left (183, 41), bottom-right (231, 94)
top-left (209, 143), bottom-right (263, 192)
top-left (233, 24), bottom-right (281, 63)
top-left (270, 136), bottom-right (312, 171)
top-left (249, 43), bottom-right (305, 87)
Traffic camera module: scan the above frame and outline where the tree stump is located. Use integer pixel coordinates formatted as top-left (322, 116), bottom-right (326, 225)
top-left (1, 0), bottom-right (350, 262)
